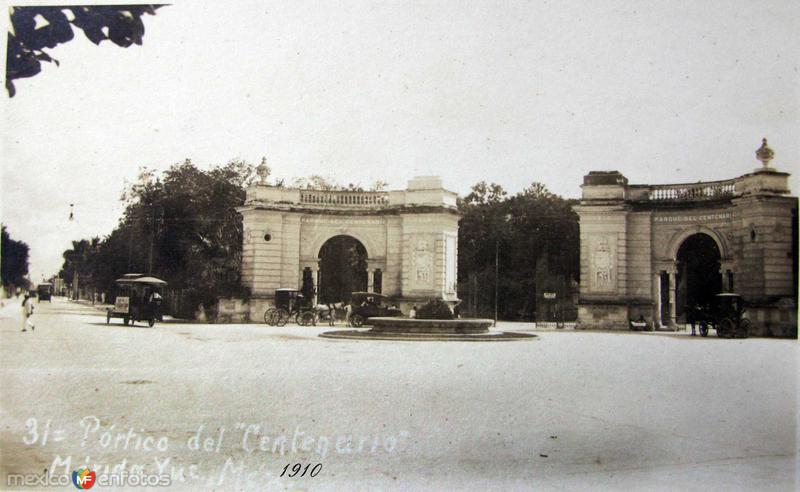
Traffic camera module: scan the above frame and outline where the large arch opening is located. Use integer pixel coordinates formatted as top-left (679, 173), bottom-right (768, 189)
top-left (676, 233), bottom-right (721, 320)
top-left (318, 235), bottom-right (368, 303)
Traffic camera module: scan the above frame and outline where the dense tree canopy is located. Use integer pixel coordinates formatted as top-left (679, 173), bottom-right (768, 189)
top-left (6, 5), bottom-right (164, 96)
top-left (457, 181), bottom-right (579, 320)
top-left (59, 159), bottom-right (255, 316)
top-left (1, 226), bottom-right (31, 292)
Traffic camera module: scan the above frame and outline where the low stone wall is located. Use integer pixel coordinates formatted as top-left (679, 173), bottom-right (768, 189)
top-left (213, 296), bottom-right (279, 324)
top-left (747, 299), bottom-right (797, 338)
top-left (576, 304), bottom-right (631, 330)
top-left (215, 298), bottom-right (250, 323)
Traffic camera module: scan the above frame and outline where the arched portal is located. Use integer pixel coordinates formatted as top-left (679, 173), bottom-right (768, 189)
top-left (318, 235), bottom-right (368, 303)
top-left (676, 233), bottom-right (721, 319)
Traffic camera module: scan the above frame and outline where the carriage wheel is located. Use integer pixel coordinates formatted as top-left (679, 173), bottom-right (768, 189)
top-left (263, 308), bottom-right (276, 325)
top-left (718, 318), bottom-right (734, 338)
top-left (275, 309), bottom-right (290, 327)
top-left (350, 314), bottom-right (365, 327)
top-left (737, 319), bottom-right (751, 339)
top-left (299, 311), bottom-right (316, 326)
top-left (699, 322), bottom-right (708, 337)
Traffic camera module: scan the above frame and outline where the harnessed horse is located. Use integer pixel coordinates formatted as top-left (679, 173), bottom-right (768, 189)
top-left (313, 302), bottom-right (347, 326)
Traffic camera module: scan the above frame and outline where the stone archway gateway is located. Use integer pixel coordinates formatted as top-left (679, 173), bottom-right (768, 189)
top-left (236, 176), bottom-right (460, 318)
top-left (573, 139), bottom-right (798, 336)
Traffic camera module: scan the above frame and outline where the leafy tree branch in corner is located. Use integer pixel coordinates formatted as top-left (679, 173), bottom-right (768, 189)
top-left (6, 5), bottom-right (165, 97)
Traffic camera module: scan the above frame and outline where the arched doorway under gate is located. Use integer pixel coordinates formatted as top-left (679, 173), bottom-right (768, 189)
top-left (313, 235), bottom-right (369, 304)
top-left (675, 233), bottom-right (722, 320)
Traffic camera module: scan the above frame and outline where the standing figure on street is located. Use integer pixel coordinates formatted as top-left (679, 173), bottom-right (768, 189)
top-left (345, 303), bottom-right (353, 327)
top-left (21, 294), bottom-right (35, 332)
top-left (688, 304), bottom-right (697, 336)
top-left (453, 301), bottom-right (461, 319)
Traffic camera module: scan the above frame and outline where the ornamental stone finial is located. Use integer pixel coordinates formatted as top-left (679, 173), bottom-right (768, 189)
top-left (755, 138), bottom-right (774, 168)
top-left (256, 157), bottom-right (270, 185)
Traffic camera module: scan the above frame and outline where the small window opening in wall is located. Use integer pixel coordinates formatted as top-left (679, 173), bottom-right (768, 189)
top-left (750, 229), bottom-right (756, 242)
top-left (264, 233), bottom-right (272, 242)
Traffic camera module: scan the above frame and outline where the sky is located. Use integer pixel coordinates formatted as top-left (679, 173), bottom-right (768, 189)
top-left (1, 0), bottom-right (799, 283)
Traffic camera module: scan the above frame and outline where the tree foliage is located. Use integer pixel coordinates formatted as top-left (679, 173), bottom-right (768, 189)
top-left (6, 5), bottom-right (165, 97)
top-left (59, 159), bottom-right (256, 316)
top-left (416, 298), bottom-right (454, 320)
top-left (1, 226), bottom-right (31, 292)
top-left (291, 175), bottom-right (387, 192)
top-left (457, 181), bottom-right (579, 320)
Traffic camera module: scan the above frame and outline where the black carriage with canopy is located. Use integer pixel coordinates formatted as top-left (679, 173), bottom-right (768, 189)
top-left (106, 274), bottom-right (167, 327)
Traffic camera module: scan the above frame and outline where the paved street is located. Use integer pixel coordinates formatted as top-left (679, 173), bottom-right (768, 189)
top-left (0, 298), bottom-right (796, 491)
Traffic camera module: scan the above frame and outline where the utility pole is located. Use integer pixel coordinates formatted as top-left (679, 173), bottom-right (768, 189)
top-left (494, 238), bottom-right (499, 327)
top-left (146, 205), bottom-right (161, 274)
top-left (148, 208), bottom-right (154, 275)
top-left (494, 213), bottom-right (511, 328)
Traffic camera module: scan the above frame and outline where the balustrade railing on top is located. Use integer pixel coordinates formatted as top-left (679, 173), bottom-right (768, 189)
top-left (299, 190), bottom-right (390, 206)
top-left (640, 179), bottom-right (736, 201)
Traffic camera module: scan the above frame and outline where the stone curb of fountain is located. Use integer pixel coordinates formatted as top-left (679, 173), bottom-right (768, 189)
top-left (319, 329), bottom-right (538, 341)
top-left (321, 317), bottom-right (538, 341)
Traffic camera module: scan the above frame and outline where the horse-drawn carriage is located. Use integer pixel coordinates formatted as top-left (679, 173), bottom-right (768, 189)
top-left (263, 288), bottom-right (316, 326)
top-left (691, 293), bottom-right (750, 338)
top-left (261, 289), bottom-right (403, 327)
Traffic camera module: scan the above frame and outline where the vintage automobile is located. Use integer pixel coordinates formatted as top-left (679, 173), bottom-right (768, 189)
top-left (263, 288), bottom-right (316, 326)
top-left (348, 291), bottom-right (403, 327)
top-left (694, 293), bottom-right (751, 338)
top-left (36, 283), bottom-right (53, 302)
top-left (106, 274), bottom-right (167, 327)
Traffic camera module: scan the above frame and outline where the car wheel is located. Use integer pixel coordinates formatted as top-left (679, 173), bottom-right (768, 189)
top-left (737, 319), bottom-right (751, 338)
top-left (351, 314), bottom-right (365, 327)
top-left (718, 318), bottom-right (734, 338)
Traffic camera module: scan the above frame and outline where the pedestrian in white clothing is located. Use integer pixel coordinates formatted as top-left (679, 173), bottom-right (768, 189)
top-left (21, 294), bottom-right (35, 332)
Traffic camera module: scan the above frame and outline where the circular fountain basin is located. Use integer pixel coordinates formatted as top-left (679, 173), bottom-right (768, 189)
top-left (320, 317), bottom-right (537, 341)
